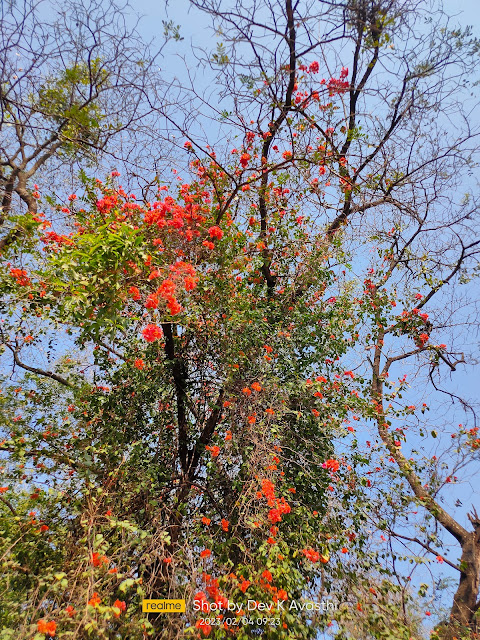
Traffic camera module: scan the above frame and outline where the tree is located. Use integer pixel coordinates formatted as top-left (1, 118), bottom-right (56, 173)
top-left (0, 0), bottom-right (170, 252)
top-left (1, 1), bottom-right (479, 639)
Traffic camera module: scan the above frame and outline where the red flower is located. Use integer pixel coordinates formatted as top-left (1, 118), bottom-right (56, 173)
top-left (261, 479), bottom-right (275, 502)
top-left (194, 591), bottom-right (208, 607)
top-left (37, 620), bottom-right (56, 637)
top-left (65, 605), bottom-right (76, 617)
top-left (208, 226), bottom-right (223, 240)
top-left (0, 487), bottom-right (8, 494)
top-left (113, 600), bottom-right (126, 617)
top-left (202, 240), bottom-right (215, 250)
top-left (10, 268), bottom-right (31, 286)
top-left (239, 579), bottom-right (250, 593)
top-left (200, 549), bottom-right (211, 558)
top-left (145, 293), bottom-right (159, 309)
top-left (88, 592), bottom-right (101, 607)
top-left (184, 275), bottom-right (198, 291)
top-left (128, 286), bottom-right (141, 301)
top-left (262, 569), bottom-right (272, 582)
top-left (323, 459), bottom-right (340, 472)
top-left (134, 358), bottom-right (145, 370)
top-left (268, 508), bottom-right (282, 523)
top-left (167, 298), bottom-right (182, 315)
top-left (91, 552), bottom-right (108, 567)
top-left (302, 548), bottom-right (320, 563)
top-left (240, 153), bottom-right (251, 168)
top-left (142, 324), bottom-right (163, 342)
top-left (196, 619), bottom-right (212, 636)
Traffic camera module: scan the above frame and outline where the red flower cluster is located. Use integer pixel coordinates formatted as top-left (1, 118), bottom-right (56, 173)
top-left (261, 479), bottom-right (275, 504)
top-left (323, 459), bottom-right (340, 472)
top-left (142, 324), bottom-right (163, 342)
top-left (240, 153), bottom-right (251, 168)
top-left (113, 599), bottom-right (126, 617)
top-left (37, 620), bottom-right (56, 637)
top-left (10, 268), bottom-right (31, 286)
top-left (41, 231), bottom-right (74, 246)
top-left (208, 225), bottom-right (223, 240)
top-left (302, 548), bottom-right (320, 563)
top-left (91, 552), bottom-right (108, 567)
top-left (268, 497), bottom-right (291, 524)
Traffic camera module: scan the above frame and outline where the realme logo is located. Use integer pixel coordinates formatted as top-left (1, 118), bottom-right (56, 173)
top-left (142, 599), bottom-right (186, 613)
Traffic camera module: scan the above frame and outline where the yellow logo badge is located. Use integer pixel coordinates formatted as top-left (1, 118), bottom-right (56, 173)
top-left (142, 599), bottom-right (186, 613)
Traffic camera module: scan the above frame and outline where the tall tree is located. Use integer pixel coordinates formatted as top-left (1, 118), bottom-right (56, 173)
top-left (0, 1), bottom-right (479, 639)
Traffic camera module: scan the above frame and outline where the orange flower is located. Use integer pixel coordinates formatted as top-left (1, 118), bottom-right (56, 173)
top-left (65, 605), bottom-right (76, 617)
top-left (323, 459), bottom-right (340, 472)
top-left (225, 430), bottom-right (232, 441)
top-left (196, 619), bottom-right (212, 636)
top-left (88, 592), bottom-right (101, 607)
top-left (141, 324), bottom-right (163, 342)
top-left (247, 415), bottom-right (256, 424)
top-left (265, 408), bottom-right (275, 415)
top-left (128, 286), bottom-right (141, 301)
top-left (251, 382), bottom-right (262, 391)
top-left (134, 358), bottom-right (145, 370)
top-left (277, 589), bottom-right (288, 600)
top-left (242, 387), bottom-right (251, 396)
top-left (262, 570), bottom-right (272, 582)
top-left (302, 548), bottom-right (320, 563)
top-left (239, 579), bottom-right (251, 593)
top-left (37, 620), bottom-right (57, 636)
top-left (91, 552), bottom-right (108, 567)
top-left (113, 600), bottom-right (126, 617)
top-left (221, 519), bottom-right (229, 531)
top-left (200, 549), bottom-right (211, 558)
top-left (202, 517), bottom-right (211, 526)
top-left (0, 487), bottom-right (9, 493)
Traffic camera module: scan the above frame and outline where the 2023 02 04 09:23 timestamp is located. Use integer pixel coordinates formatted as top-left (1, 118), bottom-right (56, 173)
top-left (198, 617), bottom-right (281, 627)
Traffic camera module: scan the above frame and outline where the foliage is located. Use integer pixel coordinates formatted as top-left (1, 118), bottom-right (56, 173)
top-left (1, 1), bottom-right (480, 640)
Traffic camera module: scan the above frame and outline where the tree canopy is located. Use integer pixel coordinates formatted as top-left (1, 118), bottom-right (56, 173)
top-left (1, 1), bottom-right (479, 639)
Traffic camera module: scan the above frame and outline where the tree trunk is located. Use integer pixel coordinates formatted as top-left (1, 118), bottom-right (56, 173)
top-left (437, 519), bottom-right (480, 639)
